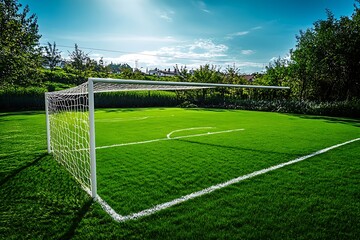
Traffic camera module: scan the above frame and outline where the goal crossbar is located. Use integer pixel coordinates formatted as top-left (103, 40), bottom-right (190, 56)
top-left (90, 77), bottom-right (290, 90)
top-left (45, 78), bottom-right (290, 200)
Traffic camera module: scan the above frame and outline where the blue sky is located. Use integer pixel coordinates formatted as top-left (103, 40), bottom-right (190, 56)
top-left (21, 0), bottom-right (355, 73)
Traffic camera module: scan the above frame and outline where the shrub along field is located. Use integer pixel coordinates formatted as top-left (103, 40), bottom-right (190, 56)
top-left (1, 108), bottom-right (359, 239)
top-left (1, 87), bottom-right (359, 118)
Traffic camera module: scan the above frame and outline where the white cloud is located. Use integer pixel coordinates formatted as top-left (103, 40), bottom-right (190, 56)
top-left (225, 26), bottom-right (262, 40)
top-left (100, 39), bottom-right (228, 69)
top-left (159, 10), bottom-right (175, 22)
top-left (189, 39), bottom-right (228, 54)
top-left (268, 54), bottom-right (292, 66)
top-left (236, 61), bottom-right (264, 68)
top-left (85, 38), bottom-right (264, 73)
top-left (252, 26), bottom-right (263, 30)
top-left (225, 31), bottom-right (249, 39)
top-left (202, 8), bottom-right (211, 14)
top-left (194, 1), bottom-right (211, 13)
top-left (235, 31), bottom-right (250, 36)
top-left (90, 53), bottom-right (102, 58)
top-left (241, 50), bottom-right (255, 55)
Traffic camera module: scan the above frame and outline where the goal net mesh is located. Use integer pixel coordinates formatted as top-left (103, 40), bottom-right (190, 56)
top-left (46, 80), bottom-right (205, 192)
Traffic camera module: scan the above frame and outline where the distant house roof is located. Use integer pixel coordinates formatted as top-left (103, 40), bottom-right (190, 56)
top-left (148, 69), bottom-right (158, 75)
top-left (242, 74), bottom-right (256, 82)
top-left (147, 68), bottom-right (179, 77)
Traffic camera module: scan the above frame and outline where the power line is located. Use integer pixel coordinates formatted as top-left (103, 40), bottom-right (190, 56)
top-left (40, 43), bottom-right (268, 66)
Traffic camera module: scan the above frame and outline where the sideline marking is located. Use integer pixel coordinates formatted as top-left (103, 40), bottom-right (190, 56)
top-left (96, 137), bottom-right (360, 222)
top-left (96, 128), bottom-right (244, 150)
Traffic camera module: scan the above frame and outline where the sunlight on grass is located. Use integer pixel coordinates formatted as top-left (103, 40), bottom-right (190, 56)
top-left (1, 108), bottom-right (359, 239)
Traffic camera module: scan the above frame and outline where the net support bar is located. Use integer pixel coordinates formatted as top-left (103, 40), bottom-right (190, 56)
top-left (88, 79), bottom-right (97, 199)
top-left (45, 93), bottom-right (51, 154)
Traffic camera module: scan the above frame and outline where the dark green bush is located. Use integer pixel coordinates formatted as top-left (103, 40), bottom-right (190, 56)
top-left (95, 91), bottom-right (179, 108)
top-left (1, 85), bottom-right (358, 119)
top-left (177, 101), bottom-right (198, 108)
top-left (41, 68), bottom-right (85, 85)
top-left (0, 87), bottom-right (46, 110)
top-left (204, 99), bottom-right (360, 118)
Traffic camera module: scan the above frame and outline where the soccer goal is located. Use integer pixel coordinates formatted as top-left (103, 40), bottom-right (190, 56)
top-left (45, 78), bottom-right (289, 200)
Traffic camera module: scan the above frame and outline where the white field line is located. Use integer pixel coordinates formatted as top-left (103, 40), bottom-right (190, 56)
top-left (96, 114), bottom-right (176, 123)
top-left (95, 137), bottom-right (360, 222)
top-left (96, 128), bottom-right (244, 150)
top-left (167, 127), bottom-right (215, 139)
top-left (96, 116), bottom-right (149, 122)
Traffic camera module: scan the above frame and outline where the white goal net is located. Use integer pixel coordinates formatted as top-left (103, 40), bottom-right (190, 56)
top-left (45, 79), bottom-right (210, 196)
top-left (45, 78), bottom-right (289, 198)
top-left (45, 83), bottom-right (91, 191)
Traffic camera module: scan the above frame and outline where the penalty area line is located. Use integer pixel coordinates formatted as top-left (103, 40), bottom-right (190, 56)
top-left (96, 137), bottom-right (360, 222)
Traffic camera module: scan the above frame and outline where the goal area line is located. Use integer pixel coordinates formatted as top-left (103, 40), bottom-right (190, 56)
top-left (95, 137), bottom-right (360, 222)
top-left (96, 128), bottom-right (245, 150)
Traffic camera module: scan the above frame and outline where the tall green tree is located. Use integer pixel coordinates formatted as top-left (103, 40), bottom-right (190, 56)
top-left (222, 65), bottom-right (247, 99)
top-left (190, 64), bottom-right (220, 83)
top-left (222, 65), bottom-right (243, 84)
top-left (0, 0), bottom-right (42, 86)
top-left (67, 44), bottom-right (93, 80)
top-left (190, 64), bottom-right (221, 103)
top-left (291, 3), bottom-right (360, 101)
top-left (254, 58), bottom-right (292, 100)
top-left (175, 65), bottom-right (191, 82)
top-left (43, 41), bottom-right (62, 71)
top-left (108, 63), bottom-right (132, 73)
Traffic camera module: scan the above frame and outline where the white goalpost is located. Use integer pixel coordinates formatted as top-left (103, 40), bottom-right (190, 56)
top-left (45, 78), bottom-right (289, 200)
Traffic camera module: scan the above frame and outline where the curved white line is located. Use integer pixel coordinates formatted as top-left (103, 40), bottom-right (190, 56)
top-left (166, 127), bottom-right (215, 139)
top-left (96, 128), bottom-right (244, 150)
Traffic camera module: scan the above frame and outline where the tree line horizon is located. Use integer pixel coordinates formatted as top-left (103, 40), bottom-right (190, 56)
top-left (1, 0), bottom-right (359, 102)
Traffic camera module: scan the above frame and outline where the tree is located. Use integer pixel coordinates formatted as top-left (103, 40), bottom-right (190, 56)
top-left (175, 65), bottom-right (191, 82)
top-left (290, 3), bottom-right (360, 101)
top-left (43, 41), bottom-right (62, 71)
top-left (0, 0), bottom-right (42, 86)
top-left (222, 65), bottom-right (247, 100)
top-left (67, 44), bottom-right (92, 79)
top-left (108, 62), bottom-right (132, 73)
top-left (190, 64), bottom-right (221, 104)
top-left (223, 65), bottom-right (247, 85)
top-left (190, 64), bottom-right (221, 83)
top-left (255, 58), bottom-right (292, 100)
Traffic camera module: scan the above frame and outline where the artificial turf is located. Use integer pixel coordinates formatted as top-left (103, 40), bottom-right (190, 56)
top-left (1, 108), bottom-right (359, 239)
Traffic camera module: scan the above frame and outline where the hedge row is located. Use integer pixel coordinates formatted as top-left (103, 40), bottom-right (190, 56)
top-left (95, 91), bottom-right (179, 108)
top-left (1, 89), bottom-right (359, 118)
top-left (0, 89), bottom-right (180, 110)
top-left (203, 99), bottom-right (360, 118)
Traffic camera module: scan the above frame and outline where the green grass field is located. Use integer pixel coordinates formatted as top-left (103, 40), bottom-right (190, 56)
top-left (1, 108), bottom-right (360, 239)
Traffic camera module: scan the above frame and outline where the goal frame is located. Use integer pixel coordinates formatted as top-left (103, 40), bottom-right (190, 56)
top-left (45, 77), bottom-right (290, 200)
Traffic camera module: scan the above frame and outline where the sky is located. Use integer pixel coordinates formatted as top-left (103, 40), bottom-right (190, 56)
top-left (20, 0), bottom-right (356, 73)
